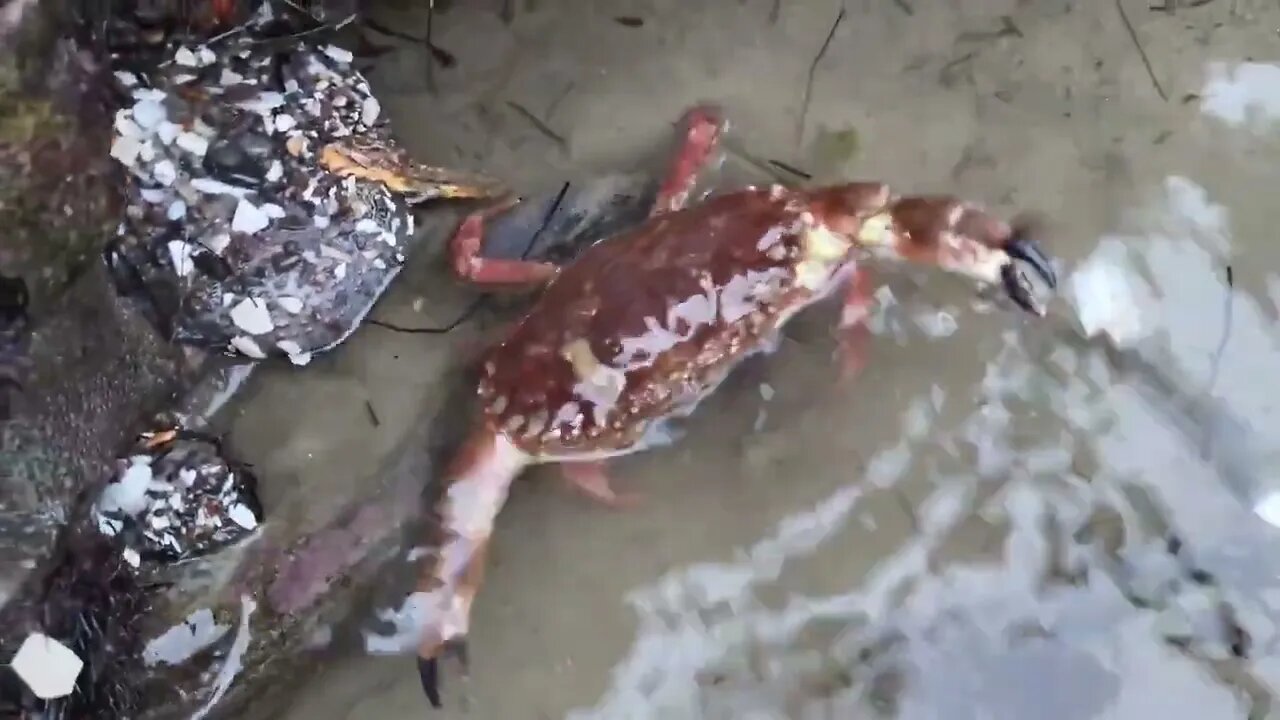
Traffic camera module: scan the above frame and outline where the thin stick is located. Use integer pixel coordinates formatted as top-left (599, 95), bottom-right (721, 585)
top-left (796, 6), bottom-right (846, 146)
top-left (506, 101), bottom-right (568, 151)
top-left (426, 0), bottom-right (437, 94)
top-left (1203, 264), bottom-right (1234, 398)
top-left (1115, 0), bottom-right (1168, 101)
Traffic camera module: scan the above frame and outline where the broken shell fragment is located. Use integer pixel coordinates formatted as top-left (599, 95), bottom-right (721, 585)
top-left (12, 633), bottom-right (84, 700)
top-left (229, 297), bottom-right (274, 335)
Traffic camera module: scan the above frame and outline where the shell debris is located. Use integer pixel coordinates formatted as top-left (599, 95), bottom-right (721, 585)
top-left (11, 633), bottom-right (84, 700)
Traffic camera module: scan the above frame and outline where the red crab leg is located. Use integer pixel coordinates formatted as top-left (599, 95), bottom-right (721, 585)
top-left (559, 460), bottom-right (643, 509)
top-left (448, 196), bottom-right (560, 287)
top-left (649, 105), bottom-right (726, 217)
top-left (394, 429), bottom-right (530, 708)
top-left (836, 266), bottom-right (875, 383)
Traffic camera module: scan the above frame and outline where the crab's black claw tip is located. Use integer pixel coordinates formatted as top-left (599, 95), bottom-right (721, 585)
top-left (1001, 262), bottom-right (1045, 316)
top-left (1005, 225), bottom-right (1058, 290)
top-left (418, 656), bottom-right (443, 709)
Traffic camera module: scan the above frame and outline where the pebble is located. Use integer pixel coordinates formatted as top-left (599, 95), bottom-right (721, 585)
top-left (152, 159), bottom-right (177, 186)
top-left (11, 633), bottom-right (83, 700)
top-left (110, 135), bottom-right (143, 166)
top-left (176, 131), bottom-right (210, 156)
top-left (230, 335), bottom-right (267, 359)
top-left (226, 503), bottom-right (259, 531)
top-left (361, 97), bottom-right (381, 126)
top-left (98, 458), bottom-right (154, 517)
top-left (132, 100), bottom-right (166, 130)
top-left (167, 240), bottom-right (193, 276)
top-left (231, 199), bottom-right (271, 234)
top-left (277, 340), bottom-right (312, 366)
top-left (156, 122), bottom-right (181, 145)
top-left (229, 297), bottom-right (274, 335)
top-left (323, 45), bottom-right (354, 63)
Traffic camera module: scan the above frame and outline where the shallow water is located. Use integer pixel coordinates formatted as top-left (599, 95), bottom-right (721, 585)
top-left (264, 1), bottom-right (1280, 718)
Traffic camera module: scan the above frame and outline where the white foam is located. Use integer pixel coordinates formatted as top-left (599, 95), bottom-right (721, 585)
top-left (1200, 61), bottom-right (1280, 133)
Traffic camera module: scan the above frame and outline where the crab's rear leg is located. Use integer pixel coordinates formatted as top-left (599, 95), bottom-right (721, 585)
top-left (449, 196), bottom-right (561, 288)
top-left (836, 266), bottom-right (875, 383)
top-left (559, 461), bottom-right (643, 509)
top-left (648, 105), bottom-right (726, 217)
top-left (447, 105), bottom-right (727, 288)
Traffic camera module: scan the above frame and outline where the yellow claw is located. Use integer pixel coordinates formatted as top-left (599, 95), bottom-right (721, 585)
top-left (855, 212), bottom-right (893, 247)
top-left (318, 139), bottom-right (505, 201)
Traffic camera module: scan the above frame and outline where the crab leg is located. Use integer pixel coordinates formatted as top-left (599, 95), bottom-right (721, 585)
top-left (649, 105), bottom-right (726, 216)
top-left (448, 195), bottom-right (560, 287)
top-left (364, 429), bottom-right (528, 708)
top-left (447, 105), bottom-right (727, 288)
top-left (559, 460), bottom-right (643, 509)
top-left (836, 266), bottom-right (875, 383)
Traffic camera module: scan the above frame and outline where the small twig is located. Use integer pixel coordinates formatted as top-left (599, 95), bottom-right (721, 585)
top-left (426, 0), bottom-right (438, 93)
top-left (1204, 264), bottom-right (1234, 395)
top-left (1116, 0), bottom-right (1169, 101)
top-left (506, 101), bottom-right (568, 151)
top-left (362, 16), bottom-right (457, 67)
top-left (364, 399), bottom-right (382, 427)
top-left (768, 159), bottom-right (813, 180)
top-left (956, 17), bottom-right (1022, 44)
top-left (891, 0), bottom-right (914, 16)
top-left (369, 296), bottom-right (488, 334)
top-left (938, 50), bottom-right (976, 87)
top-left (892, 488), bottom-right (920, 533)
top-left (718, 136), bottom-right (805, 187)
top-left (1198, 264), bottom-right (1234, 459)
top-left (545, 81), bottom-right (575, 122)
top-left (797, 6), bottom-right (846, 145)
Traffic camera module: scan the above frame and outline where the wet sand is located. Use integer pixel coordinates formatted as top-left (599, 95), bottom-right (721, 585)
top-left (262, 1), bottom-right (1280, 718)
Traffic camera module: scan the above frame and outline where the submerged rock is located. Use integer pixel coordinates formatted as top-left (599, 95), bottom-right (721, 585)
top-left (104, 9), bottom-right (503, 361)
top-left (92, 427), bottom-right (265, 566)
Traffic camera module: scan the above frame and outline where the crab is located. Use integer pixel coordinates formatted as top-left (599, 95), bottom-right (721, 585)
top-left (363, 105), bottom-right (1058, 707)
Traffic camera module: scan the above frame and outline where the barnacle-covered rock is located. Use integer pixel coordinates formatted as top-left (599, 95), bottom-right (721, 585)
top-left (93, 427), bottom-right (264, 566)
top-left (105, 11), bottom-right (503, 362)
